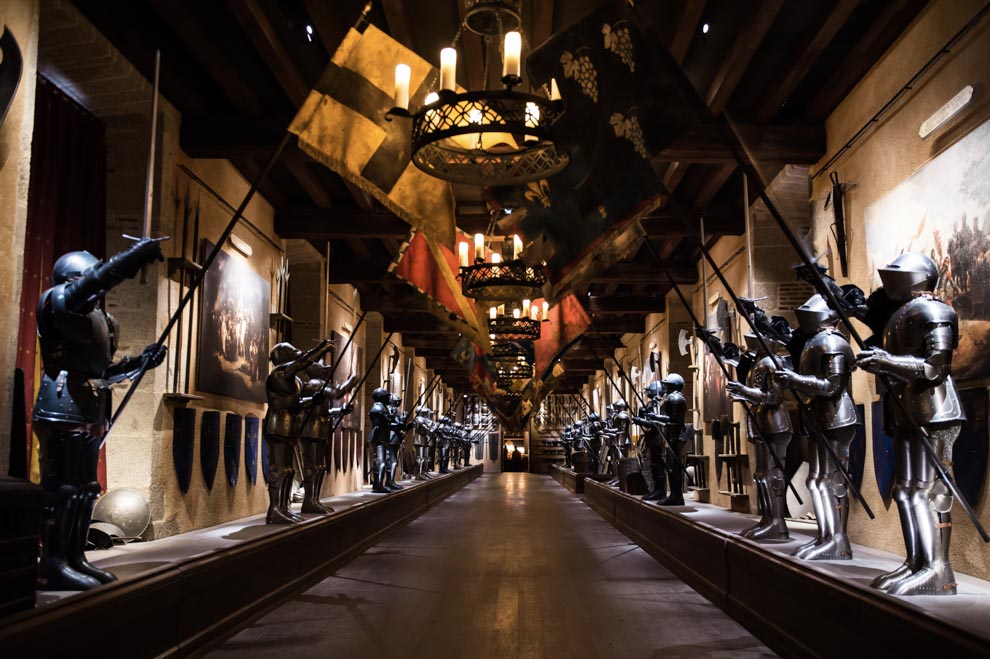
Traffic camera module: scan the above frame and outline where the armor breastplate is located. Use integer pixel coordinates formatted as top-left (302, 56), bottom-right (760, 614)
top-left (799, 330), bottom-right (858, 429)
top-left (368, 402), bottom-right (392, 444)
top-left (37, 287), bottom-right (117, 378)
top-left (265, 369), bottom-right (303, 437)
top-left (883, 296), bottom-right (964, 426)
top-left (747, 355), bottom-right (792, 434)
top-left (662, 392), bottom-right (687, 443)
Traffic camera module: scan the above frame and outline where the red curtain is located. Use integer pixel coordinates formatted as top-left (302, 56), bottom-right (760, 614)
top-left (15, 76), bottom-right (106, 481)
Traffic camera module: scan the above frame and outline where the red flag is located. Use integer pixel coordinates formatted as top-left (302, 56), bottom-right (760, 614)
top-left (534, 294), bottom-right (591, 379)
top-left (391, 229), bottom-right (489, 350)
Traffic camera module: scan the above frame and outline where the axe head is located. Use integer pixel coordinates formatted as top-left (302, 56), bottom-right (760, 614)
top-left (677, 329), bottom-right (691, 357)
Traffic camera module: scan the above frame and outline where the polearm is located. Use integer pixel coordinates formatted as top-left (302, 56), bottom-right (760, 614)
top-left (718, 115), bottom-right (986, 538)
top-left (298, 309), bottom-right (369, 433)
top-left (138, 50), bottom-right (161, 286)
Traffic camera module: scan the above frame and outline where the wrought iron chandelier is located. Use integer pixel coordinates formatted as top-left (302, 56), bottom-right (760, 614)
top-left (386, 0), bottom-right (569, 186)
top-left (456, 210), bottom-right (547, 302)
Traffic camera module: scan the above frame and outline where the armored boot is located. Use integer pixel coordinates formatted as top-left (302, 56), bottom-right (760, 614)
top-left (643, 463), bottom-right (667, 501)
top-left (657, 467), bottom-right (685, 506)
top-left (740, 465), bottom-right (770, 538)
top-left (747, 467), bottom-right (789, 540)
top-left (69, 482), bottom-right (118, 584)
top-left (793, 455), bottom-right (825, 558)
top-left (889, 480), bottom-right (957, 596)
top-left (300, 442), bottom-right (333, 514)
top-left (384, 446), bottom-right (403, 491)
top-left (38, 487), bottom-right (102, 590)
top-left (371, 443), bottom-right (390, 493)
top-left (439, 448), bottom-right (450, 474)
top-left (871, 480), bottom-right (920, 590)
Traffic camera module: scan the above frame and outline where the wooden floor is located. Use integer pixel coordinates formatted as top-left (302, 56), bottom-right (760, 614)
top-left (207, 473), bottom-right (774, 659)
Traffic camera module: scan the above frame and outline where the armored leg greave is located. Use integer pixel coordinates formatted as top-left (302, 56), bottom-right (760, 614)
top-left (267, 438), bottom-right (303, 524)
top-left (564, 445), bottom-right (572, 469)
top-left (300, 439), bottom-right (333, 515)
top-left (742, 432), bottom-right (791, 540)
top-left (658, 445), bottom-right (686, 506)
top-left (884, 427), bottom-right (959, 596)
top-left (796, 427), bottom-right (854, 560)
top-left (439, 447), bottom-right (450, 473)
top-left (384, 445), bottom-right (403, 491)
top-left (872, 432), bottom-right (920, 589)
top-left (372, 442), bottom-right (389, 493)
top-left (643, 441), bottom-right (667, 501)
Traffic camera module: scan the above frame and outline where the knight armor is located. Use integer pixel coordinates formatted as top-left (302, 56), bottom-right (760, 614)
top-left (858, 252), bottom-right (964, 596)
top-left (34, 240), bottom-right (167, 591)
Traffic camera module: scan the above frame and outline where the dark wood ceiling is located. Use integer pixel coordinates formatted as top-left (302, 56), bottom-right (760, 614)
top-left (72, 0), bottom-right (928, 393)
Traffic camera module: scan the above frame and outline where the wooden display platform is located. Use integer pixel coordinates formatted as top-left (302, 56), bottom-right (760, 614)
top-left (577, 477), bottom-right (990, 657)
top-left (0, 465), bottom-right (482, 658)
top-left (549, 463), bottom-right (611, 494)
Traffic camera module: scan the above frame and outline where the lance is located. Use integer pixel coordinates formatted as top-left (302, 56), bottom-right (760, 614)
top-left (299, 309), bottom-right (369, 434)
top-left (715, 113), bottom-right (987, 538)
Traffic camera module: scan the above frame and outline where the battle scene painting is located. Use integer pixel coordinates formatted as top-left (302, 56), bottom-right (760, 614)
top-left (865, 117), bottom-right (990, 381)
top-left (197, 240), bottom-right (270, 402)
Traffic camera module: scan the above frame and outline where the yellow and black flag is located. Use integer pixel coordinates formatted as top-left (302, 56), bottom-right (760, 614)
top-left (289, 23), bottom-right (456, 248)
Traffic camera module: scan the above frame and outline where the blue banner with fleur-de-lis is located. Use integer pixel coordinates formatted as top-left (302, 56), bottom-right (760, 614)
top-left (497, 0), bottom-right (699, 300)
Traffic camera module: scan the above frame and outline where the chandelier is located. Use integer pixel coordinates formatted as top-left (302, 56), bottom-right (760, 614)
top-left (457, 213), bottom-right (546, 301)
top-left (386, 0), bottom-right (569, 186)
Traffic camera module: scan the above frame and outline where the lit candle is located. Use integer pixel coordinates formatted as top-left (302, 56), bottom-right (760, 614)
top-left (513, 234), bottom-right (523, 259)
top-left (550, 78), bottom-right (561, 101)
top-left (491, 252), bottom-right (501, 266)
top-left (503, 31), bottom-right (521, 79)
top-left (440, 47), bottom-right (457, 92)
top-left (394, 63), bottom-right (411, 110)
top-left (542, 301), bottom-right (549, 318)
top-left (474, 233), bottom-right (485, 260)
top-left (522, 298), bottom-right (531, 312)
top-left (490, 306), bottom-right (497, 320)
top-left (513, 308), bottom-right (521, 319)
top-left (525, 102), bottom-right (539, 128)
top-left (458, 241), bottom-right (469, 267)
top-left (530, 304), bottom-right (539, 320)
top-left (498, 304), bottom-right (505, 316)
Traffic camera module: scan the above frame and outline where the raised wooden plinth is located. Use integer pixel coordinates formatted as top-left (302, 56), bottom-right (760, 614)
top-left (0, 465), bottom-right (482, 658)
top-left (549, 464), bottom-right (611, 493)
top-left (579, 478), bottom-right (990, 657)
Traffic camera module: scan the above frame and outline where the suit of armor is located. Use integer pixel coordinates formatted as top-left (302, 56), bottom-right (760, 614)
top-left (384, 394), bottom-right (413, 491)
top-left (858, 253), bottom-right (964, 596)
top-left (265, 341), bottom-right (332, 523)
top-left (412, 408), bottom-right (435, 480)
top-left (776, 295), bottom-right (858, 560)
top-left (585, 414), bottom-right (605, 474)
top-left (657, 375), bottom-right (688, 506)
top-left (368, 388), bottom-right (400, 492)
top-left (634, 381), bottom-right (667, 500)
top-left (728, 335), bottom-right (793, 540)
top-left (33, 241), bottom-right (166, 590)
top-left (298, 365), bottom-right (356, 514)
top-left (436, 415), bottom-right (453, 473)
top-left (562, 424), bottom-right (574, 468)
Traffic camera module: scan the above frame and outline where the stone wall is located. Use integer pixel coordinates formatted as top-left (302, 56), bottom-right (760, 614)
top-left (0, 0), bottom-right (39, 475)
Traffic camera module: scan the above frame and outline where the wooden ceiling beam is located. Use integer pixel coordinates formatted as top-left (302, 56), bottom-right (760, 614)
top-left (277, 209), bottom-right (407, 238)
top-left (381, 0), bottom-right (415, 50)
top-left (656, 124), bottom-right (825, 165)
top-left (226, 0), bottom-right (311, 106)
top-left (705, 0), bottom-right (784, 115)
top-left (756, 0), bottom-right (861, 123)
top-left (592, 261), bottom-right (696, 284)
top-left (285, 159), bottom-right (334, 209)
top-left (693, 163), bottom-right (737, 210)
top-left (669, 0), bottom-right (706, 64)
top-left (303, 0), bottom-right (360, 58)
top-left (149, 0), bottom-right (262, 115)
top-left (587, 296), bottom-right (666, 314)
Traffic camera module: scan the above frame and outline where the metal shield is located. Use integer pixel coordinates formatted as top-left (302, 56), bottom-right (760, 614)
top-left (200, 411), bottom-right (221, 490)
top-left (244, 415), bottom-right (259, 485)
top-left (224, 414), bottom-right (242, 487)
top-left (954, 388), bottom-right (989, 507)
top-left (172, 408), bottom-right (196, 493)
top-left (848, 404), bottom-right (867, 492)
top-left (871, 401), bottom-right (895, 509)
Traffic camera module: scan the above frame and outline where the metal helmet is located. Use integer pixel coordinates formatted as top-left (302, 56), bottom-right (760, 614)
top-left (644, 380), bottom-right (664, 399)
top-left (416, 406), bottom-right (433, 418)
top-left (613, 399), bottom-right (628, 412)
top-left (662, 373), bottom-right (685, 392)
top-left (93, 488), bottom-right (151, 539)
top-left (795, 294), bottom-right (838, 334)
top-left (453, 422), bottom-right (463, 429)
top-left (574, 418), bottom-right (584, 428)
top-left (371, 387), bottom-right (391, 403)
top-left (52, 250), bottom-right (100, 285)
top-left (743, 333), bottom-right (761, 353)
top-left (389, 393), bottom-right (401, 406)
top-left (270, 342), bottom-right (302, 365)
top-left (879, 252), bottom-right (939, 301)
